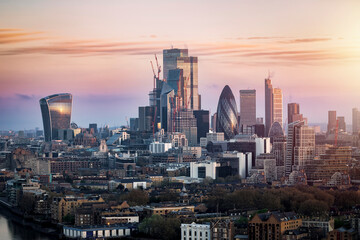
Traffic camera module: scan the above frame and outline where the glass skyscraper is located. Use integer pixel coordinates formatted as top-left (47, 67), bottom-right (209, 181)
top-left (216, 85), bottom-right (239, 140)
top-left (39, 93), bottom-right (72, 141)
top-left (163, 48), bottom-right (201, 110)
top-left (239, 89), bottom-right (256, 132)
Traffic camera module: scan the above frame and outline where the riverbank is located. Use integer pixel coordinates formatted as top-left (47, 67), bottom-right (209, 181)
top-left (0, 197), bottom-right (60, 238)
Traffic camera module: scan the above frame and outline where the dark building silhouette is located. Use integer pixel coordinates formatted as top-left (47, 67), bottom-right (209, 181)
top-left (193, 110), bottom-right (209, 143)
top-left (40, 93), bottom-right (72, 141)
top-left (89, 123), bottom-right (98, 134)
top-left (216, 85), bottom-right (239, 140)
top-left (327, 110), bottom-right (337, 134)
top-left (265, 78), bottom-right (273, 136)
top-left (138, 106), bottom-right (155, 132)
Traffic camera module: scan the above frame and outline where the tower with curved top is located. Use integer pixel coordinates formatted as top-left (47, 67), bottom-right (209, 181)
top-left (40, 93), bottom-right (72, 141)
top-left (216, 85), bottom-right (239, 140)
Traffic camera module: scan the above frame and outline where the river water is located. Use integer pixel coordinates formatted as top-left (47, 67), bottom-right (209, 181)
top-left (0, 212), bottom-right (52, 240)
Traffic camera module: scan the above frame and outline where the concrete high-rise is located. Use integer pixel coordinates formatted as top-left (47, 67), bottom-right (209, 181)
top-left (163, 48), bottom-right (201, 110)
top-left (273, 88), bottom-right (283, 128)
top-left (265, 78), bottom-right (283, 136)
top-left (138, 106), bottom-right (155, 132)
top-left (353, 108), bottom-right (360, 134)
top-left (174, 109), bottom-right (197, 146)
top-left (40, 93), bottom-right (72, 142)
top-left (285, 121), bottom-right (315, 176)
top-left (304, 146), bottom-right (352, 183)
top-left (288, 103), bottom-right (300, 124)
top-left (265, 78), bottom-right (273, 136)
top-left (327, 110), bottom-right (337, 134)
top-left (239, 89), bottom-right (256, 132)
top-left (337, 116), bottom-right (346, 132)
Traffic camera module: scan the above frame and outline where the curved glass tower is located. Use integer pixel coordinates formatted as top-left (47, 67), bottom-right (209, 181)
top-left (216, 85), bottom-right (238, 140)
top-left (40, 93), bottom-right (72, 141)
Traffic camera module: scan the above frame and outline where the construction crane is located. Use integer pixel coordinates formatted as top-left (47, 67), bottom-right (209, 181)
top-left (125, 117), bottom-right (129, 128)
top-left (154, 54), bottom-right (161, 79)
top-left (150, 61), bottom-right (156, 89)
top-left (334, 119), bottom-right (339, 147)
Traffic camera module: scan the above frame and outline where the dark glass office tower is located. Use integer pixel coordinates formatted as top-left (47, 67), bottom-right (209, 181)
top-left (216, 85), bottom-right (239, 140)
top-left (40, 93), bottom-right (72, 141)
top-left (193, 110), bottom-right (210, 143)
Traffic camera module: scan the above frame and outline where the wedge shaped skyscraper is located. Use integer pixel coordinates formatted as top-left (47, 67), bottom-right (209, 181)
top-left (40, 93), bottom-right (72, 141)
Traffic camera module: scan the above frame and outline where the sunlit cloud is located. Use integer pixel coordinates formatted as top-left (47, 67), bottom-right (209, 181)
top-left (0, 29), bottom-right (46, 44)
top-left (279, 38), bottom-right (332, 44)
top-left (0, 28), bottom-right (359, 65)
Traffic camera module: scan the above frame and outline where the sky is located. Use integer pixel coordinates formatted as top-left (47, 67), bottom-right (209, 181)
top-left (1, 0), bottom-right (360, 130)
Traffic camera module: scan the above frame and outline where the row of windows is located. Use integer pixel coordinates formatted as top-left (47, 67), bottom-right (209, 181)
top-left (183, 230), bottom-right (209, 237)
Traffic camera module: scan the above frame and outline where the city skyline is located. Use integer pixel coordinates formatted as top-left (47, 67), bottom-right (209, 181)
top-left (1, 1), bottom-right (360, 130)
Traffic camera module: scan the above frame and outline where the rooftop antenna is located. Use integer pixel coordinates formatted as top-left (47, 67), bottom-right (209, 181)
top-left (267, 70), bottom-right (275, 79)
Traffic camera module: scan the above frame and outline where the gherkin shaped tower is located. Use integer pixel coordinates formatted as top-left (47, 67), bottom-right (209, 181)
top-left (216, 85), bottom-right (239, 140)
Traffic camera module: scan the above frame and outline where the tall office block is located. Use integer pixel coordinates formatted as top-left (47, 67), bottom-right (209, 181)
top-left (353, 108), bottom-right (360, 134)
top-left (130, 118), bottom-right (139, 131)
top-left (160, 82), bottom-right (175, 132)
top-left (327, 111), bottom-right (337, 134)
top-left (211, 113), bottom-right (217, 131)
top-left (288, 103), bottom-right (300, 124)
top-left (286, 121), bottom-right (315, 176)
top-left (89, 123), bottom-right (98, 134)
top-left (273, 88), bottom-right (283, 128)
top-left (272, 135), bottom-right (286, 166)
top-left (163, 48), bottom-right (201, 110)
top-left (265, 78), bottom-right (273, 136)
top-left (193, 110), bottom-right (209, 143)
top-left (174, 109), bottom-right (198, 146)
top-left (337, 116), bottom-right (346, 132)
top-left (149, 78), bottom-right (165, 130)
top-left (239, 89), bottom-right (256, 132)
top-left (265, 78), bottom-right (283, 136)
top-left (216, 85), bottom-right (239, 140)
top-left (163, 48), bottom-right (188, 81)
top-left (40, 93), bottom-right (72, 142)
top-left (138, 106), bottom-right (154, 132)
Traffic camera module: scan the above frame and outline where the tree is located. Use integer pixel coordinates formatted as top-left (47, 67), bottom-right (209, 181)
top-left (298, 199), bottom-right (329, 217)
top-left (139, 215), bottom-right (180, 240)
top-left (116, 184), bottom-right (125, 191)
top-left (62, 214), bottom-right (75, 224)
top-left (120, 189), bottom-right (149, 206)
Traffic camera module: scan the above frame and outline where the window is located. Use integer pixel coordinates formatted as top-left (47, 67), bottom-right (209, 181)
top-left (198, 167), bottom-right (206, 178)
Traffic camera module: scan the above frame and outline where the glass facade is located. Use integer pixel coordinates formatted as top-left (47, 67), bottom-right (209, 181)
top-left (40, 93), bottom-right (72, 141)
top-left (239, 89), bottom-right (256, 131)
top-left (216, 85), bottom-right (239, 140)
top-left (272, 88), bottom-right (283, 129)
top-left (163, 48), bottom-right (201, 110)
